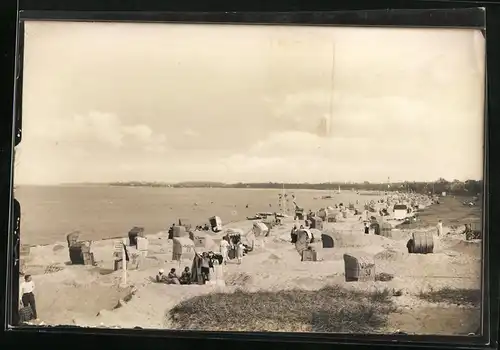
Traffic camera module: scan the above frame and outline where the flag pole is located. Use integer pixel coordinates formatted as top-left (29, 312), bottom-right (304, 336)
top-left (121, 238), bottom-right (127, 287)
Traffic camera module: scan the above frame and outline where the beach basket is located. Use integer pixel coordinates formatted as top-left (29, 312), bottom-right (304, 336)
top-left (69, 241), bottom-right (94, 265)
top-left (295, 229), bottom-right (310, 256)
top-left (321, 232), bottom-right (335, 248)
top-left (136, 237), bottom-right (149, 251)
top-left (342, 211), bottom-right (348, 219)
top-left (228, 247), bottom-right (237, 260)
top-left (128, 226), bottom-right (144, 246)
top-left (83, 252), bottom-right (95, 265)
top-left (172, 237), bottom-right (195, 261)
top-left (209, 216), bottom-right (222, 232)
top-left (317, 208), bottom-right (328, 221)
top-left (326, 213), bottom-right (337, 222)
top-left (302, 248), bottom-right (318, 262)
top-left (252, 222), bottom-right (269, 237)
top-left (192, 234), bottom-right (216, 250)
top-left (343, 253), bottom-right (376, 282)
top-left (173, 225), bottom-right (189, 238)
top-left (380, 221), bottom-right (393, 238)
top-left (66, 231), bottom-right (80, 248)
top-left (409, 232), bottom-right (434, 254)
top-left (310, 217), bottom-right (324, 230)
top-left (19, 244), bottom-right (31, 257)
top-left (69, 246), bottom-right (85, 265)
top-left (178, 218), bottom-right (192, 231)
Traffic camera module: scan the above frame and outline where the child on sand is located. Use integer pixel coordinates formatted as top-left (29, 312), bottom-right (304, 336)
top-left (437, 220), bottom-right (443, 236)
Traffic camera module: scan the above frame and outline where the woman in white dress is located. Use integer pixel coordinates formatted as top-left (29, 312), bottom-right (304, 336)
top-left (220, 237), bottom-right (230, 265)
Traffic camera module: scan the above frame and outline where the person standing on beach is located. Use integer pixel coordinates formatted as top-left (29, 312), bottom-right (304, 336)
top-left (20, 275), bottom-right (37, 320)
top-left (437, 220), bottom-right (443, 236)
top-left (219, 237), bottom-right (230, 265)
top-left (200, 252), bottom-right (211, 282)
top-left (290, 225), bottom-right (298, 244)
top-left (236, 242), bottom-right (244, 264)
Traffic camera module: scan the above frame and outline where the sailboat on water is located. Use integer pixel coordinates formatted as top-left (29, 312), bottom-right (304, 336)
top-left (277, 184), bottom-right (292, 217)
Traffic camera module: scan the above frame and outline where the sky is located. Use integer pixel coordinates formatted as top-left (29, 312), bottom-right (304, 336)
top-left (16, 21), bottom-right (486, 185)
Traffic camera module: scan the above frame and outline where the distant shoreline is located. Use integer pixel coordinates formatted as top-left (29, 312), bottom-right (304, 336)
top-left (16, 179), bottom-right (483, 197)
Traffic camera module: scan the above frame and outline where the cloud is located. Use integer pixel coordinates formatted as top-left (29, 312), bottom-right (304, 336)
top-left (183, 128), bottom-right (200, 137)
top-left (265, 89), bottom-right (480, 140)
top-left (32, 111), bottom-right (168, 153)
top-left (220, 129), bottom-right (482, 183)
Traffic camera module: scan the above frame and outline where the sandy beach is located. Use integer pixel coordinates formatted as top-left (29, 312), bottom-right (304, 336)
top-left (18, 194), bottom-right (482, 335)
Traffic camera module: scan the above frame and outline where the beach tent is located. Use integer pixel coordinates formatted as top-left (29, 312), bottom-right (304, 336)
top-left (172, 237), bottom-right (195, 261)
top-left (252, 222), bottom-right (269, 237)
top-left (192, 232), bottom-right (217, 250)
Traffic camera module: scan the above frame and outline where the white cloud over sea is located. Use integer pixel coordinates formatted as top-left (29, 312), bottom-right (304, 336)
top-left (16, 22), bottom-right (485, 185)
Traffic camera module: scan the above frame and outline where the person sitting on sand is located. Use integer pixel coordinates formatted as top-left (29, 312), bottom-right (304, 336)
top-left (156, 269), bottom-right (168, 283)
top-left (180, 267), bottom-right (191, 285)
top-left (166, 268), bottom-right (180, 285)
top-left (364, 223), bottom-right (370, 234)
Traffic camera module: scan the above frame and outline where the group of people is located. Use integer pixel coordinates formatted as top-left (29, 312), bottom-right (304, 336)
top-left (156, 267), bottom-right (192, 285)
top-left (156, 250), bottom-right (225, 285)
top-left (290, 225), bottom-right (315, 244)
top-left (219, 235), bottom-right (245, 265)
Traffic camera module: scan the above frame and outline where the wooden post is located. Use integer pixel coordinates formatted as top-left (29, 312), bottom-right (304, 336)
top-left (121, 238), bottom-right (127, 287)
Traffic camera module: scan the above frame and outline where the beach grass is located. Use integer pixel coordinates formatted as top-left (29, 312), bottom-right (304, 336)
top-left (418, 287), bottom-right (481, 307)
top-left (168, 285), bottom-right (397, 333)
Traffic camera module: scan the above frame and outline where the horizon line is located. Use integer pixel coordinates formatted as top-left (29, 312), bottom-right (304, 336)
top-left (15, 178), bottom-right (483, 186)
